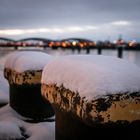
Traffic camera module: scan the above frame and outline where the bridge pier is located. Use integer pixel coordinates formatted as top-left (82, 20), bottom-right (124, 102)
top-left (86, 47), bottom-right (90, 54)
top-left (117, 45), bottom-right (123, 58)
top-left (97, 46), bottom-right (102, 55)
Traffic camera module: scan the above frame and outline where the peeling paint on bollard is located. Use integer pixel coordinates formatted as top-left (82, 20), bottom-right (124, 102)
top-left (41, 84), bottom-right (140, 139)
top-left (42, 84), bottom-right (140, 124)
top-left (4, 68), bottom-right (42, 85)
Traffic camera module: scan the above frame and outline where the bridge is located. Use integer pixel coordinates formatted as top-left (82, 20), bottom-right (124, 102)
top-left (18, 37), bottom-right (52, 42)
top-left (17, 37), bottom-right (53, 48)
top-left (0, 37), bottom-right (52, 49)
top-left (0, 37), bottom-right (140, 53)
top-left (55, 38), bottom-right (96, 48)
top-left (0, 37), bottom-right (16, 48)
top-left (61, 37), bottom-right (93, 43)
top-left (0, 37), bottom-right (16, 42)
top-left (0, 37), bottom-right (96, 49)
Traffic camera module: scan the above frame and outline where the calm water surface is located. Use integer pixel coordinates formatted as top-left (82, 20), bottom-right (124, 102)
top-left (46, 48), bottom-right (140, 67)
top-left (0, 48), bottom-right (140, 67)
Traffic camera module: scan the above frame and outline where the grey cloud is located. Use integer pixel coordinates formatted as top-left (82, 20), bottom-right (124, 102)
top-left (0, 0), bottom-right (140, 40)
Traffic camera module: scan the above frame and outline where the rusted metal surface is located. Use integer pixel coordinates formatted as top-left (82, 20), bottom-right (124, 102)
top-left (4, 68), bottom-right (42, 85)
top-left (42, 84), bottom-right (140, 125)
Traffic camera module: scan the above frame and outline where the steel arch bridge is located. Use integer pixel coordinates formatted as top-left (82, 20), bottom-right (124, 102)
top-left (18, 37), bottom-right (52, 43)
top-left (18, 37), bottom-right (53, 47)
top-left (0, 37), bottom-right (15, 42)
top-left (61, 38), bottom-right (94, 43)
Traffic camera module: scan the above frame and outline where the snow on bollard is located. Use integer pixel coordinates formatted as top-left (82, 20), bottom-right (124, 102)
top-left (41, 55), bottom-right (140, 139)
top-left (4, 51), bottom-right (54, 120)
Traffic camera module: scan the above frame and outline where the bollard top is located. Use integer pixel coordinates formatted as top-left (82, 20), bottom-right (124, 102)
top-left (42, 55), bottom-right (140, 101)
top-left (4, 51), bottom-right (52, 73)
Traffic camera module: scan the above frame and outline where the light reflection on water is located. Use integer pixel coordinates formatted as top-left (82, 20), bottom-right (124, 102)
top-left (102, 50), bottom-right (140, 66)
top-left (46, 48), bottom-right (140, 67)
top-left (0, 48), bottom-right (140, 67)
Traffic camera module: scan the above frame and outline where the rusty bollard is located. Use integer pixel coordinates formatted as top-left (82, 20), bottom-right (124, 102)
top-left (4, 51), bottom-right (54, 120)
top-left (41, 55), bottom-right (140, 139)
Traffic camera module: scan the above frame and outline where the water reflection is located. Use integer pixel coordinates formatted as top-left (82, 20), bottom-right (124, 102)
top-left (0, 48), bottom-right (140, 67)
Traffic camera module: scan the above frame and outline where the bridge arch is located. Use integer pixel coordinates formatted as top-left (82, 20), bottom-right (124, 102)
top-left (18, 37), bottom-right (52, 43)
top-left (61, 38), bottom-right (94, 43)
top-left (0, 37), bottom-right (15, 42)
top-left (17, 37), bottom-right (53, 47)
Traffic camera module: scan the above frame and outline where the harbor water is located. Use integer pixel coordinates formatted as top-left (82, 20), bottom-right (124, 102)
top-left (1, 48), bottom-right (140, 67)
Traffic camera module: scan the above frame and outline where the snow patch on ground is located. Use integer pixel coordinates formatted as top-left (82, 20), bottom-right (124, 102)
top-left (0, 105), bottom-right (55, 140)
top-left (0, 121), bottom-right (24, 140)
top-left (26, 122), bottom-right (55, 140)
top-left (0, 55), bottom-right (9, 104)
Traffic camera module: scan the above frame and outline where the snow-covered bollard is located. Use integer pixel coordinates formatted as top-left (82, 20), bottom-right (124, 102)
top-left (41, 55), bottom-right (140, 139)
top-left (4, 51), bottom-right (54, 120)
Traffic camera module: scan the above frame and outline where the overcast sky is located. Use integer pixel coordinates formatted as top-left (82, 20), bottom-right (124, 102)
top-left (0, 0), bottom-right (140, 41)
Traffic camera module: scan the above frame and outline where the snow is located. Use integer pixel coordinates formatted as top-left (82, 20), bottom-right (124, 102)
top-left (26, 122), bottom-right (55, 140)
top-left (0, 121), bottom-right (23, 140)
top-left (0, 105), bottom-right (55, 140)
top-left (4, 51), bottom-right (53, 72)
top-left (0, 70), bottom-right (9, 104)
top-left (42, 55), bottom-right (140, 100)
top-left (0, 55), bottom-right (9, 104)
